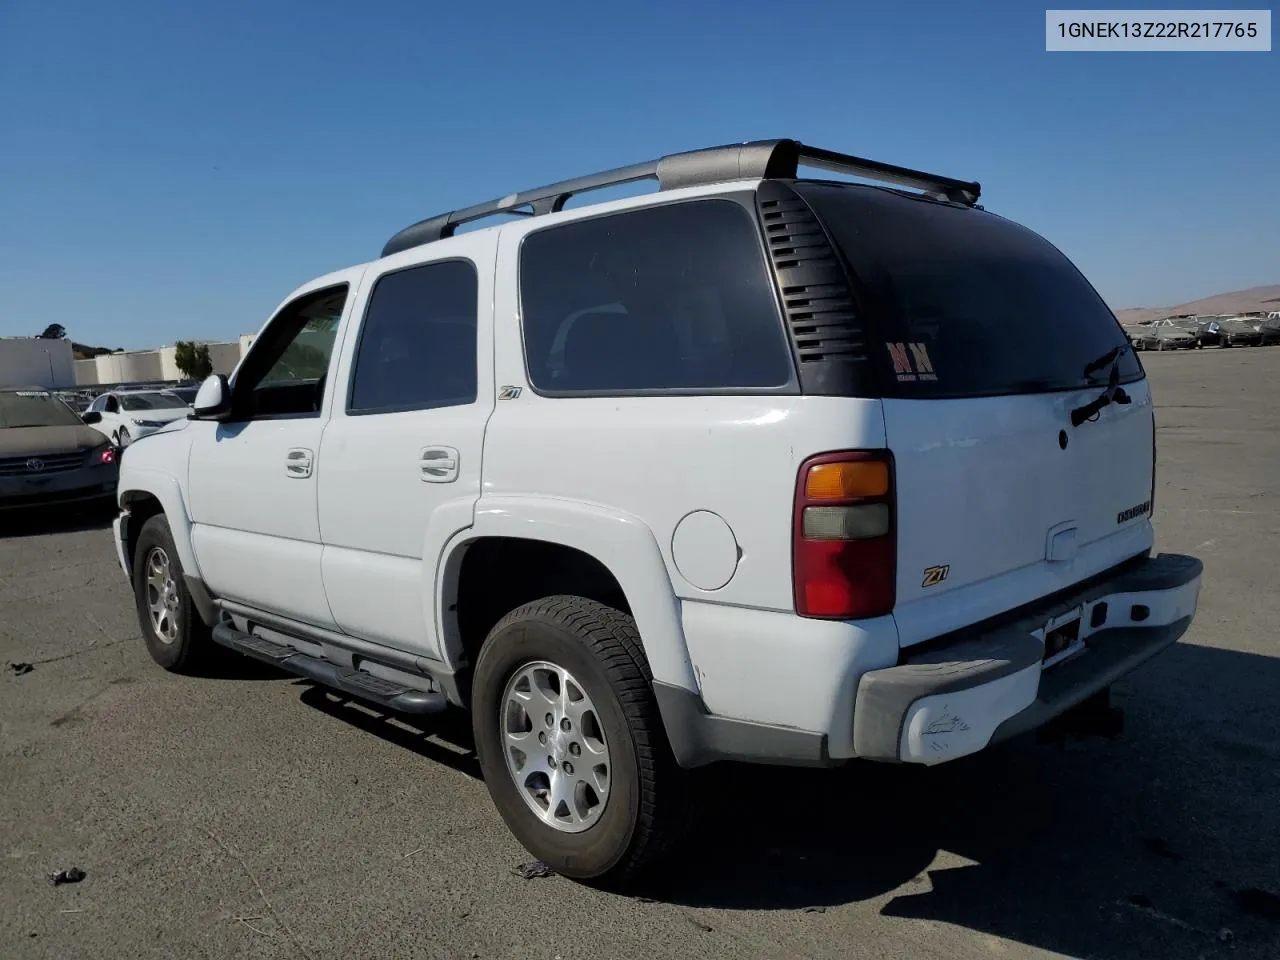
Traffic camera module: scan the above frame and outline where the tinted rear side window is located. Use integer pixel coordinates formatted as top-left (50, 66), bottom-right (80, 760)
top-left (348, 259), bottom-right (478, 414)
top-left (793, 182), bottom-right (1143, 398)
top-left (518, 198), bottom-right (795, 395)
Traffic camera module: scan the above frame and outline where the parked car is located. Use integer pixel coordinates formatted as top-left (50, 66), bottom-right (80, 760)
top-left (1121, 323), bottom-right (1152, 349)
top-left (164, 384), bottom-right (200, 405)
top-left (1133, 319), bottom-right (1198, 350)
top-left (0, 388), bottom-right (119, 512)
top-left (1189, 316), bottom-right (1224, 347)
top-left (1261, 315), bottom-right (1280, 346)
top-left (1219, 316), bottom-right (1265, 347)
top-left (51, 390), bottom-right (94, 413)
top-left (84, 388), bottom-right (192, 447)
top-left (108, 138), bottom-right (1202, 885)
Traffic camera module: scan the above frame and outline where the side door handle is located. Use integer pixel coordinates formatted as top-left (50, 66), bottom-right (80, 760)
top-left (420, 446), bottom-right (459, 483)
top-left (285, 447), bottom-right (314, 478)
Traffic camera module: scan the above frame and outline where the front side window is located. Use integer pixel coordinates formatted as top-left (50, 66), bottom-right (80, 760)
top-left (232, 284), bottom-right (348, 419)
top-left (518, 199), bottom-right (795, 395)
top-left (347, 259), bottom-right (478, 415)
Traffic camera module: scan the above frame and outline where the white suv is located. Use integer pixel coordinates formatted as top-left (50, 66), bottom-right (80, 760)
top-left (111, 139), bottom-right (1203, 885)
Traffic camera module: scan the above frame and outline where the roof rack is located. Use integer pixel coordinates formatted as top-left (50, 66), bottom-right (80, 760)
top-left (380, 138), bottom-right (981, 257)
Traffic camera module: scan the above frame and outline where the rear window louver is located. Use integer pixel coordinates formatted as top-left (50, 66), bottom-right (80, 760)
top-left (755, 181), bottom-right (868, 396)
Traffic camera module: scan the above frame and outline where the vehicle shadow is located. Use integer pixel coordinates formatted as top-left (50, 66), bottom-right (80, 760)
top-left (640, 641), bottom-right (1280, 959)
top-left (280, 642), bottom-right (1279, 958)
top-left (0, 501), bottom-right (117, 538)
top-left (296, 683), bottom-right (482, 780)
top-left (199, 653), bottom-right (293, 682)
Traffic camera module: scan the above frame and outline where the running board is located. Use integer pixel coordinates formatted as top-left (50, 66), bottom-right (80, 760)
top-left (211, 623), bottom-right (448, 715)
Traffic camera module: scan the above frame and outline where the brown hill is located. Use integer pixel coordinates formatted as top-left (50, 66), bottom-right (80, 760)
top-left (1113, 284), bottom-right (1280, 325)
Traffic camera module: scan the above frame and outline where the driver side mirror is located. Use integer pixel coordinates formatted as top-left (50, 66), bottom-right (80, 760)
top-left (81, 411), bottom-right (103, 425)
top-left (191, 374), bottom-right (232, 420)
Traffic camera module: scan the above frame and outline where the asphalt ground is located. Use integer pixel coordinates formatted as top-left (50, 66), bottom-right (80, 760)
top-left (2, 346), bottom-right (1278, 960)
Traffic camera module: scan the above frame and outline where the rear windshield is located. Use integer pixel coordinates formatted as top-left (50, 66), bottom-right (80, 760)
top-left (793, 182), bottom-right (1143, 398)
top-left (0, 391), bottom-right (85, 429)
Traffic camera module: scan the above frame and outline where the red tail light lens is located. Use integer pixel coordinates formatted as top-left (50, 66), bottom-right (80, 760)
top-left (100, 447), bottom-right (116, 465)
top-left (793, 450), bottom-right (896, 619)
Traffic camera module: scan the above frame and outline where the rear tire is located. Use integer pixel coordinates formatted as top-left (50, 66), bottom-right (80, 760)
top-left (471, 596), bottom-right (689, 887)
top-left (131, 513), bottom-right (212, 673)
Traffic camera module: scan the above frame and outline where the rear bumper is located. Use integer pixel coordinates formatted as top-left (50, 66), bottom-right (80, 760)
top-left (852, 552), bottom-right (1202, 764)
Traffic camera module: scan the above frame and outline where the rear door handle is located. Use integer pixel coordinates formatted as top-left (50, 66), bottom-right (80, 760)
top-left (420, 446), bottom-right (459, 483)
top-left (286, 448), bottom-right (314, 478)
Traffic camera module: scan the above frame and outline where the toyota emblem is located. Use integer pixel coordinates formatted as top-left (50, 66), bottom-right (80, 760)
top-left (26, 458), bottom-right (45, 473)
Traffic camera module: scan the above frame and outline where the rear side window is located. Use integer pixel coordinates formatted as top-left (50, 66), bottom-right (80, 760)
top-left (518, 199), bottom-right (795, 395)
top-left (348, 259), bottom-right (478, 414)
top-left (793, 182), bottom-right (1143, 398)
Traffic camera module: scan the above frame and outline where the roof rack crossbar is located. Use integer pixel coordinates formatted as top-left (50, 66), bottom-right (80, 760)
top-left (380, 139), bottom-right (980, 257)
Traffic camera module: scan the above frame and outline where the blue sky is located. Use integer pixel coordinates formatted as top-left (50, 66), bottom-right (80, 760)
top-left (1, 0), bottom-right (1275, 350)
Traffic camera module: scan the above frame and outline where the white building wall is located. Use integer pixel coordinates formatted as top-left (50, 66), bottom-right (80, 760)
top-left (159, 340), bottom-right (247, 380)
top-left (156, 346), bottom-right (184, 382)
top-left (94, 350), bottom-right (165, 384)
top-left (207, 342), bottom-right (243, 375)
top-left (75, 358), bottom-right (100, 385)
top-left (63, 334), bottom-right (259, 387)
top-left (0, 337), bottom-right (76, 389)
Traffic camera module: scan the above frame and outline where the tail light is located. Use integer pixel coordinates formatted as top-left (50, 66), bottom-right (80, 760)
top-left (100, 447), bottom-right (116, 465)
top-left (792, 450), bottom-right (896, 619)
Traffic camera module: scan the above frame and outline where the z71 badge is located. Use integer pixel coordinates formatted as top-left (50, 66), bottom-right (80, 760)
top-left (921, 564), bottom-right (950, 588)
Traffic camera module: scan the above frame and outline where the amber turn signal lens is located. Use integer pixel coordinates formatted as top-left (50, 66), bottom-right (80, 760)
top-left (804, 460), bottom-right (890, 500)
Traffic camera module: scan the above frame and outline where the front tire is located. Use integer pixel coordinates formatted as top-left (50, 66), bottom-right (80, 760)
top-left (131, 513), bottom-right (211, 673)
top-left (472, 596), bottom-right (688, 886)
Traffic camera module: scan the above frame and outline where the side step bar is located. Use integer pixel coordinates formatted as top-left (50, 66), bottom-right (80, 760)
top-left (212, 623), bottom-right (448, 716)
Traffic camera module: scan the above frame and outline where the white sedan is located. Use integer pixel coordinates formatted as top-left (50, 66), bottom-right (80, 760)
top-left (84, 389), bottom-right (192, 447)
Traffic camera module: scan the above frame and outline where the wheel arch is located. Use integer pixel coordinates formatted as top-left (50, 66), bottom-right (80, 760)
top-left (118, 470), bottom-right (204, 591)
top-left (437, 497), bottom-right (697, 696)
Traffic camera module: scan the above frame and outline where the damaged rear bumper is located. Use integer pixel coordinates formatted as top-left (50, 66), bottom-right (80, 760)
top-left (852, 553), bottom-right (1202, 765)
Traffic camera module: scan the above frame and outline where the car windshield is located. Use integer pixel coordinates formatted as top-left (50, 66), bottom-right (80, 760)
top-left (0, 391), bottom-right (86, 429)
top-left (118, 391), bottom-right (188, 411)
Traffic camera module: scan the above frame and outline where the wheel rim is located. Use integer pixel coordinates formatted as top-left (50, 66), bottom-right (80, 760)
top-left (144, 546), bottom-right (180, 644)
top-left (501, 660), bottom-right (611, 834)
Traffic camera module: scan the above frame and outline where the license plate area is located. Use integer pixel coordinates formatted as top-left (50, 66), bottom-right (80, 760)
top-left (1036, 607), bottom-right (1085, 669)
